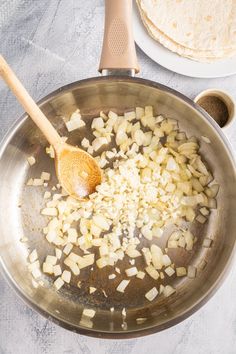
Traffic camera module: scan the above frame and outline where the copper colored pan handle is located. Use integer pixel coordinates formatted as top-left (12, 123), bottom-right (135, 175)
top-left (99, 0), bottom-right (139, 75)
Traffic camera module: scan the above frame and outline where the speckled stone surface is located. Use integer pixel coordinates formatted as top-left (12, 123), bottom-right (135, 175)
top-left (0, 1), bottom-right (236, 353)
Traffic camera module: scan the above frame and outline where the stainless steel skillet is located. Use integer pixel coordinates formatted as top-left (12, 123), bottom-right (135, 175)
top-left (0, 0), bottom-right (236, 338)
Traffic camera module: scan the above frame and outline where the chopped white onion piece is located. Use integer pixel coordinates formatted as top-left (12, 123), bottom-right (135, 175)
top-left (61, 270), bottom-right (71, 283)
top-left (126, 248), bottom-right (141, 258)
top-left (136, 271), bottom-right (145, 279)
top-left (187, 265), bottom-right (197, 278)
top-left (203, 238), bottom-right (212, 248)
top-left (92, 137), bottom-right (108, 151)
top-left (82, 308), bottom-right (96, 318)
top-left (150, 244), bottom-right (163, 270)
top-left (145, 287), bottom-right (158, 301)
top-left (125, 111), bottom-right (136, 121)
top-left (67, 228), bottom-right (78, 243)
top-left (163, 285), bottom-right (176, 297)
top-left (196, 214), bottom-right (206, 224)
top-left (70, 262), bottom-right (80, 275)
top-left (78, 254), bottom-right (94, 269)
top-left (165, 266), bottom-right (175, 277)
top-left (81, 138), bottom-right (90, 148)
top-left (200, 207), bottom-right (209, 216)
top-left (27, 156), bottom-right (36, 166)
top-left (28, 260), bottom-right (40, 273)
top-left (96, 257), bottom-right (107, 269)
top-left (45, 255), bottom-right (57, 265)
top-left (108, 274), bottom-right (116, 279)
top-left (176, 267), bottom-right (187, 277)
top-left (26, 178), bottom-right (34, 186)
top-left (66, 117), bottom-right (85, 132)
top-left (33, 178), bottom-right (44, 186)
top-left (159, 284), bottom-right (165, 294)
top-left (43, 262), bottom-right (53, 274)
top-left (145, 265), bottom-right (159, 280)
top-left (162, 254), bottom-right (171, 267)
top-left (115, 267), bottom-right (121, 274)
top-left (201, 136), bottom-right (211, 144)
top-left (116, 280), bottom-right (130, 293)
top-left (142, 248), bottom-right (152, 265)
top-left (31, 268), bottom-right (41, 279)
top-left (68, 252), bottom-right (80, 263)
top-left (53, 264), bottom-right (62, 276)
top-left (89, 287), bottom-right (97, 294)
top-left (29, 249), bottom-right (38, 263)
top-left (99, 244), bottom-right (109, 257)
top-left (136, 107), bottom-right (144, 119)
top-left (63, 243), bottom-right (73, 255)
top-left (41, 172), bottom-right (51, 181)
top-left (54, 277), bottom-right (64, 290)
top-left (125, 267), bottom-right (138, 277)
top-left (41, 207), bottom-right (57, 216)
top-left (44, 191), bottom-right (51, 199)
top-left (93, 215), bottom-right (110, 230)
top-left (168, 240), bottom-right (178, 249)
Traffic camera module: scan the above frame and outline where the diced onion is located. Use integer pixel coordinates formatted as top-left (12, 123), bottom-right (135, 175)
top-left (29, 249), bottom-right (38, 263)
top-left (45, 255), bottom-right (57, 265)
top-left (31, 268), bottom-right (41, 279)
top-left (145, 287), bottom-right (158, 301)
top-left (116, 280), bottom-right (130, 293)
top-left (61, 270), bottom-right (71, 283)
top-left (31, 106), bottom-right (218, 300)
top-left (43, 262), bottom-right (53, 274)
top-left (136, 271), bottom-right (145, 279)
top-left (165, 266), bottom-right (175, 277)
top-left (176, 267), bottom-right (187, 277)
top-left (53, 265), bottom-right (62, 276)
top-left (125, 267), bottom-right (138, 277)
top-left (145, 265), bottom-right (159, 280)
top-left (187, 265), bottom-right (196, 278)
top-left (63, 243), bottom-right (73, 255)
top-left (66, 117), bottom-right (85, 132)
top-left (108, 274), bottom-right (116, 279)
top-left (196, 214), bottom-right (207, 224)
top-left (41, 172), bottom-right (50, 181)
top-left (89, 287), bottom-right (97, 294)
top-left (54, 277), bottom-right (64, 290)
top-left (203, 238), bottom-right (212, 248)
top-left (163, 285), bottom-right (176, 297)
top-left (82, 309), bottom-right (96, 318)
top-left (27, 156), bottom-right (36, 166)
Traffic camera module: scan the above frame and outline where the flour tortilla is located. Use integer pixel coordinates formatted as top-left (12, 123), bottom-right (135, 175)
top-left (137, 0), bottom-right (236, 61)
top-left (138, 4), bottom-right (236, 62)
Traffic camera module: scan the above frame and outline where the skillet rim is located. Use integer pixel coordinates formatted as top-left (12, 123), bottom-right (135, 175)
top-left (0, 75), bottom-right (236, 338)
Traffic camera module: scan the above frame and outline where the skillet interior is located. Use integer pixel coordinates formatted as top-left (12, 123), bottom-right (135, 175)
top-left (0, 77), bottom-right (235, 338)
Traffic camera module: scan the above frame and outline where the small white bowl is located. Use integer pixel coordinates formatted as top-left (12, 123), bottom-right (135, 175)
top-left (194, 89), bottom-right (236, 131)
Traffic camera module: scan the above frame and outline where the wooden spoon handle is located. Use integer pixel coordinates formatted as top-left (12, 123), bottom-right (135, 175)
top-left (0, 55), bottom-right (61, 147)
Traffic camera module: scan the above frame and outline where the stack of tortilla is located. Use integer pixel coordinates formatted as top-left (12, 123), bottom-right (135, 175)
top-left (137, 0), bottom-right (236, 62)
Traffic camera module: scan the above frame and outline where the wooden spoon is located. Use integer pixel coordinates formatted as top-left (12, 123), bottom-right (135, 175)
top-left (0, 55), bottom-right (102, 199)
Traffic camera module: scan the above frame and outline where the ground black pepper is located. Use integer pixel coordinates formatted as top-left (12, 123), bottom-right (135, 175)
top-left (197, 95), bottom-right (229, 128)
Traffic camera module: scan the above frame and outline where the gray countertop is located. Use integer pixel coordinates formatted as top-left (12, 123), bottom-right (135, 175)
top-left (0, 1), bottom-right (236, 353)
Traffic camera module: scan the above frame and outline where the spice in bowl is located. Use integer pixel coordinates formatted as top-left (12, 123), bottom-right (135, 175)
top-left (197, 95), bottom-right (229, 128)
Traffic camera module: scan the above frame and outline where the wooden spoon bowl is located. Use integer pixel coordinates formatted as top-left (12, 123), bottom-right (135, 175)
top-left (55, 143), bottom-right (101, 198)
top-left (0, 55), bottom-right (102, 199)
